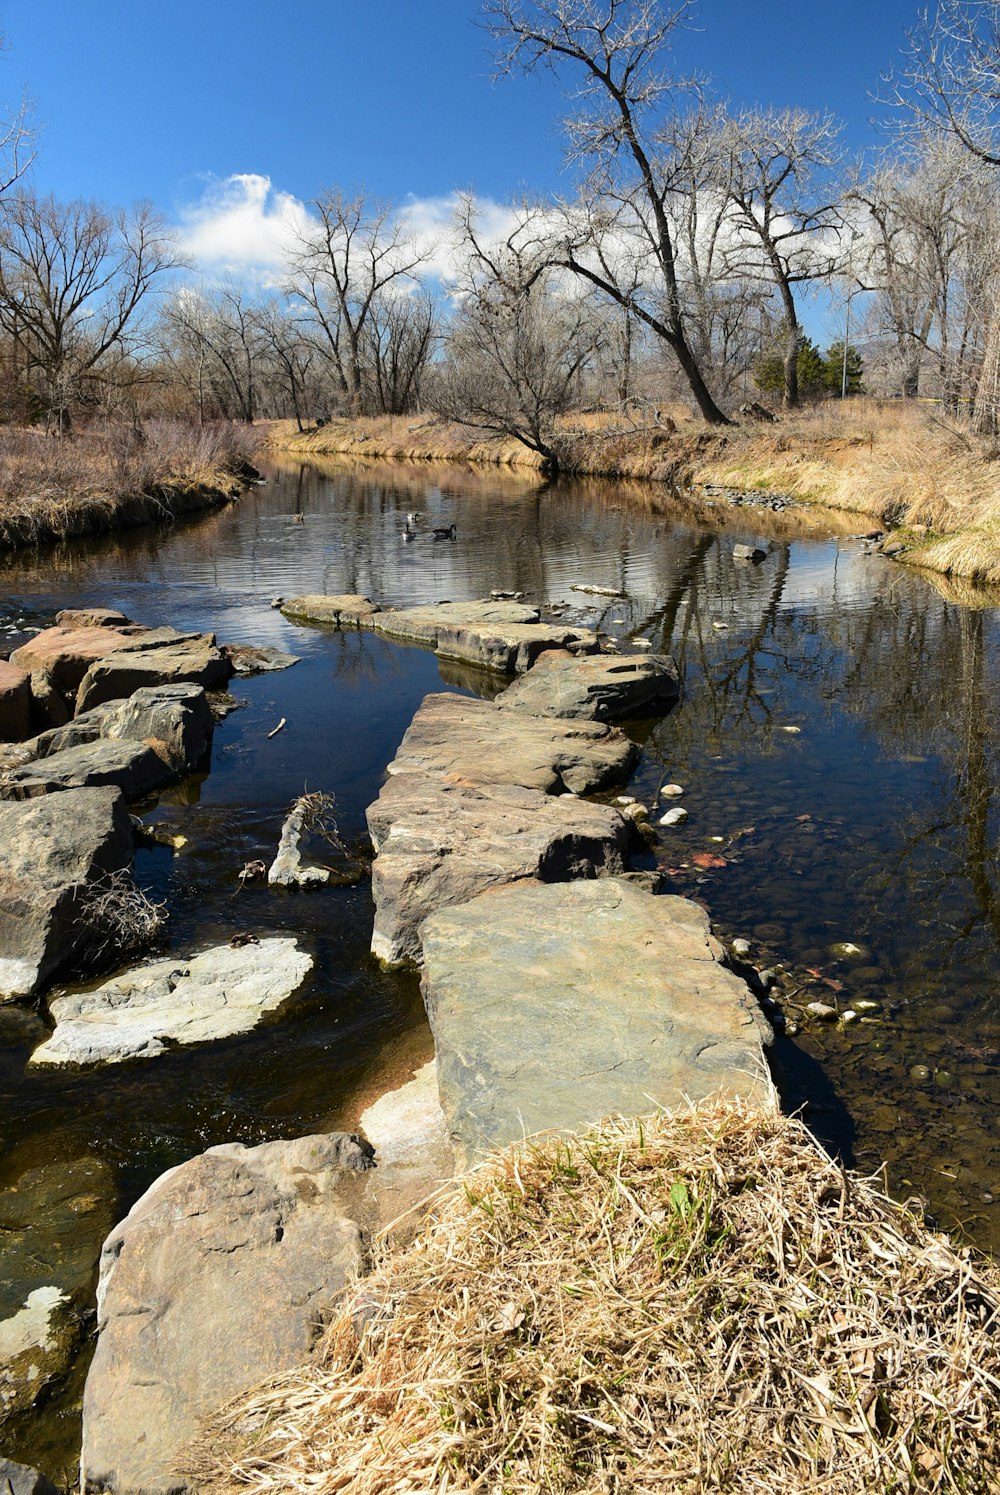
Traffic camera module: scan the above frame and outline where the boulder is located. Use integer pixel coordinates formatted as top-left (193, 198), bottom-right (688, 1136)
top-left (366, 773), bottom-right (631, 966)
top-left (733, 543), bottom-right (767, 563)
top-left (280, 593), bottom-right (382, 627)
top-left (373, 601), bottom-right (597, 675)
top-left (55, 607), bottom-right (131, 630)
top-left (0, 659), bottom-right (30, 741)
top-left (0, 1458), bottom-right (62, 1495)
top-left (387, 692), bottom-right (637, 796)
top-left (10, 626), bottom-right (139, 696)
top-left (496, 647), bottom-right (680, 721)
top-left (0, 787), bottom-right (134, 1001)
top-left (28, 669), bottom-right (71, 730)
top-left (0, 738), bottom-right (176, 802)
top-left (82, 1132), bottom-right (374, 1495)
top-left (421, 877), bottom-right (774, 1166)
top-left (75, 635), bottom-right (230, 713)
top-left (28, 684), bottom-right (213, 778)
top-left (30, 937), bottom-right (314, 1067)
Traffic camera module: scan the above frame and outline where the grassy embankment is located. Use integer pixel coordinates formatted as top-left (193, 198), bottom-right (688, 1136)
top-left (187, 1099), bottom-right (1000, 1495)
top-left (0, 421), bottom-right (262, 550)
top-left (268, 401), bottom-right (1000, 586)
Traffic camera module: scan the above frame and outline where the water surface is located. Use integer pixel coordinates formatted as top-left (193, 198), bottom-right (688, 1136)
top-left (2, 455), bottom-right (999, 1472)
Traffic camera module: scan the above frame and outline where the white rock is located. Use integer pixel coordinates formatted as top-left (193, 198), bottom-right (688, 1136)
top-left (660, 784), bottom-right (684, 798)
top-left (731, 938), bottom-right (752, 959)
top-left (659, 807), bottom-right (688, 826)
top-left (805, 1001), bottom-right (838, 1022)
top-left (29, 939), bottom-right (313, 1067)
top-left (778, 725), bottom-right (801, 734)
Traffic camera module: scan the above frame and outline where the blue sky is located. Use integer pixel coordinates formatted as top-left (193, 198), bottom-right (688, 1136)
top-left (2, 1), bottom-right (923, 208)
top-left (0, 0), bottom-right (925, 347)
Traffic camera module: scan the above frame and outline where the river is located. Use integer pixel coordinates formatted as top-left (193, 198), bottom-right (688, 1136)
top-left (2, 453), bottom-right (1000, 1474)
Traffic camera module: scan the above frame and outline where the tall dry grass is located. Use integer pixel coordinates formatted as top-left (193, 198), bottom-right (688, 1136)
top-left (187, 1099), bottom-right (1000, 1495)
top-left (0, 420), bottom-right (263, 548)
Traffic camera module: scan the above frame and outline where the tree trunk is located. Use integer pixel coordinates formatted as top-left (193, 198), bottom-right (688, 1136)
top-left (972, 304), bottom-right (1000, 436)
top-left (671, 335), bottom-right (730, 425)
top-left (783, 320), bottom-right (799, 409)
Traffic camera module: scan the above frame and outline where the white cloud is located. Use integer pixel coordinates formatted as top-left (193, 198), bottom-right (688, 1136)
top-left (176, 173), bottom-right (311, 279)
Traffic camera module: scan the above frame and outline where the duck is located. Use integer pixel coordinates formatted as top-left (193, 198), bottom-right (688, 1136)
top-left (432, 523), bottom-right (457, 540)
top-left (406, 511), bottom-right (422, 526)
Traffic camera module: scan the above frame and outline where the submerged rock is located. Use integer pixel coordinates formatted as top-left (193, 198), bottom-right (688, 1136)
top-left (421, 877), bottom-right (773, 1166)
top-left (387, 691), bottom-right (637, 796)
top-left (0, 1457), bottom-right (62, 1495)
top-left (222, 643), bottom-right (300, 675)
top-left (0, 1285), bottom-right (81, 1429)
top-left (29, 937), bottom-right (314, 1066)
top-left (367, 774), bottom-right (631, 967)
top-left (0, 787), bottom-right (134, 1001)
top-left (82, 1132), bottom-right (374, 1495)
top-left (496, 647), bottom-right (679, 721)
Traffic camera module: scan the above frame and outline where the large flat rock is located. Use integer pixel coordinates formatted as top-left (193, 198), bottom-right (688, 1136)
top-left (10, 626), bottom-right (144, 695)
top-left (0, 659), bottom-right (30, 742)
top-left (30, 937), bottom-right (314, 1067)
top-left (75, 635), bottom-right (230, 713)
top-left (372, 601), bottom-right (597, 675)
top-left (30, 683), bottom-right (213, 773)
top-left (388, 692), bottom-right (637, 795)
top-left (280, 593), bottom-right (382, 627)
top-left (359, 1062), bottom-right (455, 1240)
top-left (497, 647), bottom-right (680, 719)
top-left (367, 774), bottom-right (631, 967)
top-left (421, 878), bottom-right (773, 1166)
top-left (82, 1132), bottom-right (374, 1495)
top-left (0, 787), bottom-right (134, 1001)
top-left (0, 738), bottom-right (176, 801)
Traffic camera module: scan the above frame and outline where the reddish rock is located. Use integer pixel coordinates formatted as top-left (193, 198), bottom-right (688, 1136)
top-left (0, 660), bottom-right (30, 741)
top-left (10, 628), bottom-right (138, 695)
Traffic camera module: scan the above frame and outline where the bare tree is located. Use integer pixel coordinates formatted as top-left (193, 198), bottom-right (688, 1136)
top-left (437, 199), bottom-right (604, 469)
top-left (709, 107), bottom-right (843, 408)
top-left (161, 281), bottom-right (268, 424)
top-left (484, 0), bottom-right (731, 425)
top-left (0, 192), bottom-right (181, 431)
top-left (362, 288), bottom-right (436, 415)
top-left (896, 1), bottom-right (1000, 430)
top-left (287, 189), bottom-right (429, 416)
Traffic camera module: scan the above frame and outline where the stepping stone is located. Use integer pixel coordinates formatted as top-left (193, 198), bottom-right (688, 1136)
top-left (366, 774), bottom-right (631, 967)
top-left (421, 877), bottom-right (773, 1165)
top-left (496, 647), bottom-right (679, 720)
top-left (388, 692), bottom-right (637, 795)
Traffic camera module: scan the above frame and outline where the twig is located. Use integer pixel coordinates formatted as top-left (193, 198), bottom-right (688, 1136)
top-left (266, 717), bottom-right (287, 739)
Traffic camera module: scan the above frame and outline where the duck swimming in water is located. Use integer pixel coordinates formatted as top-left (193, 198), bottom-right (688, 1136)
top-left (432, 523), bottom-right (457, 540)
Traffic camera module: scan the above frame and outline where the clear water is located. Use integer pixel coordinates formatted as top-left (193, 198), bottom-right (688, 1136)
top-left (2, 454), bottom-right (1000, 1474)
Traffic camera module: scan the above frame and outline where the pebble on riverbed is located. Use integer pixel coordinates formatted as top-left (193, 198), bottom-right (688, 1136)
top-left (731, 938), bottom-right (752, 959)
top-left (660, 784), bottom-right (684, 798)
top-left (659, 807), bottom-right (688, 826)
top-left (806, 1001), bottom-right (839, 1022)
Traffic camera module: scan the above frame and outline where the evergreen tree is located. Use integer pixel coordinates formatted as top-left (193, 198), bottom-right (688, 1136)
top-left (755, 330), bottom-right (827, 401)
top-left (823, 341), bottom-right (865, 396)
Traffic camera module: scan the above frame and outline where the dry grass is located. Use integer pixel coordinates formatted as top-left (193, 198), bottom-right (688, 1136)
top-left (186, 1100), bottom-right (1000, 1495)
top-left (0, 420), bottom-right (262, 548)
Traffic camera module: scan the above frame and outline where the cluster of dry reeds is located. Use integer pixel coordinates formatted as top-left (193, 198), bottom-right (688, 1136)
top-left (187, 1100), bottom-right (1000, 1494)
top-left (0, 419), bottom-right (262, 546)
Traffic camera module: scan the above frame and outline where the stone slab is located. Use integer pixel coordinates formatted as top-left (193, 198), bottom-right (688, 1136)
top-left (359, 1062), bottom-right (455, 1240)
top-left (420, 877), bottom-right (773, 1166)
top-left (366, 773), bottom-right (631, 967)
top-left (387, 692), bottom-right (637, 795)
top-left (280, 593), bottom-right (382, 627)
top-left (0, 738), bottom-right (175, 801)
top-left (0, 787), bottom-right (134, 1001)
top-left (373, 601), bottom-right (596, 675)
top-left (497, 647), bottom-right (680, 720)
top-left (82, 1132), bottom-right (374, 1495)
top-left (30, 937), bottom-right (314, 1067)
top-left (75, 637), bottom-right (230, 713)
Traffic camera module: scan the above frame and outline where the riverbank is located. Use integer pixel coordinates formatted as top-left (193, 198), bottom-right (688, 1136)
top-left (189, 1099), bottom-right (1000, 1495)
top-left (267, 401), bottom-right (1000, 585)
top-left (0, 422), bottom-right (262, 550)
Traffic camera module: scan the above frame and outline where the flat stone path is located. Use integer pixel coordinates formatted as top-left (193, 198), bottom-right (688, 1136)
top-left (282, 594), bottom-right (596, 675)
